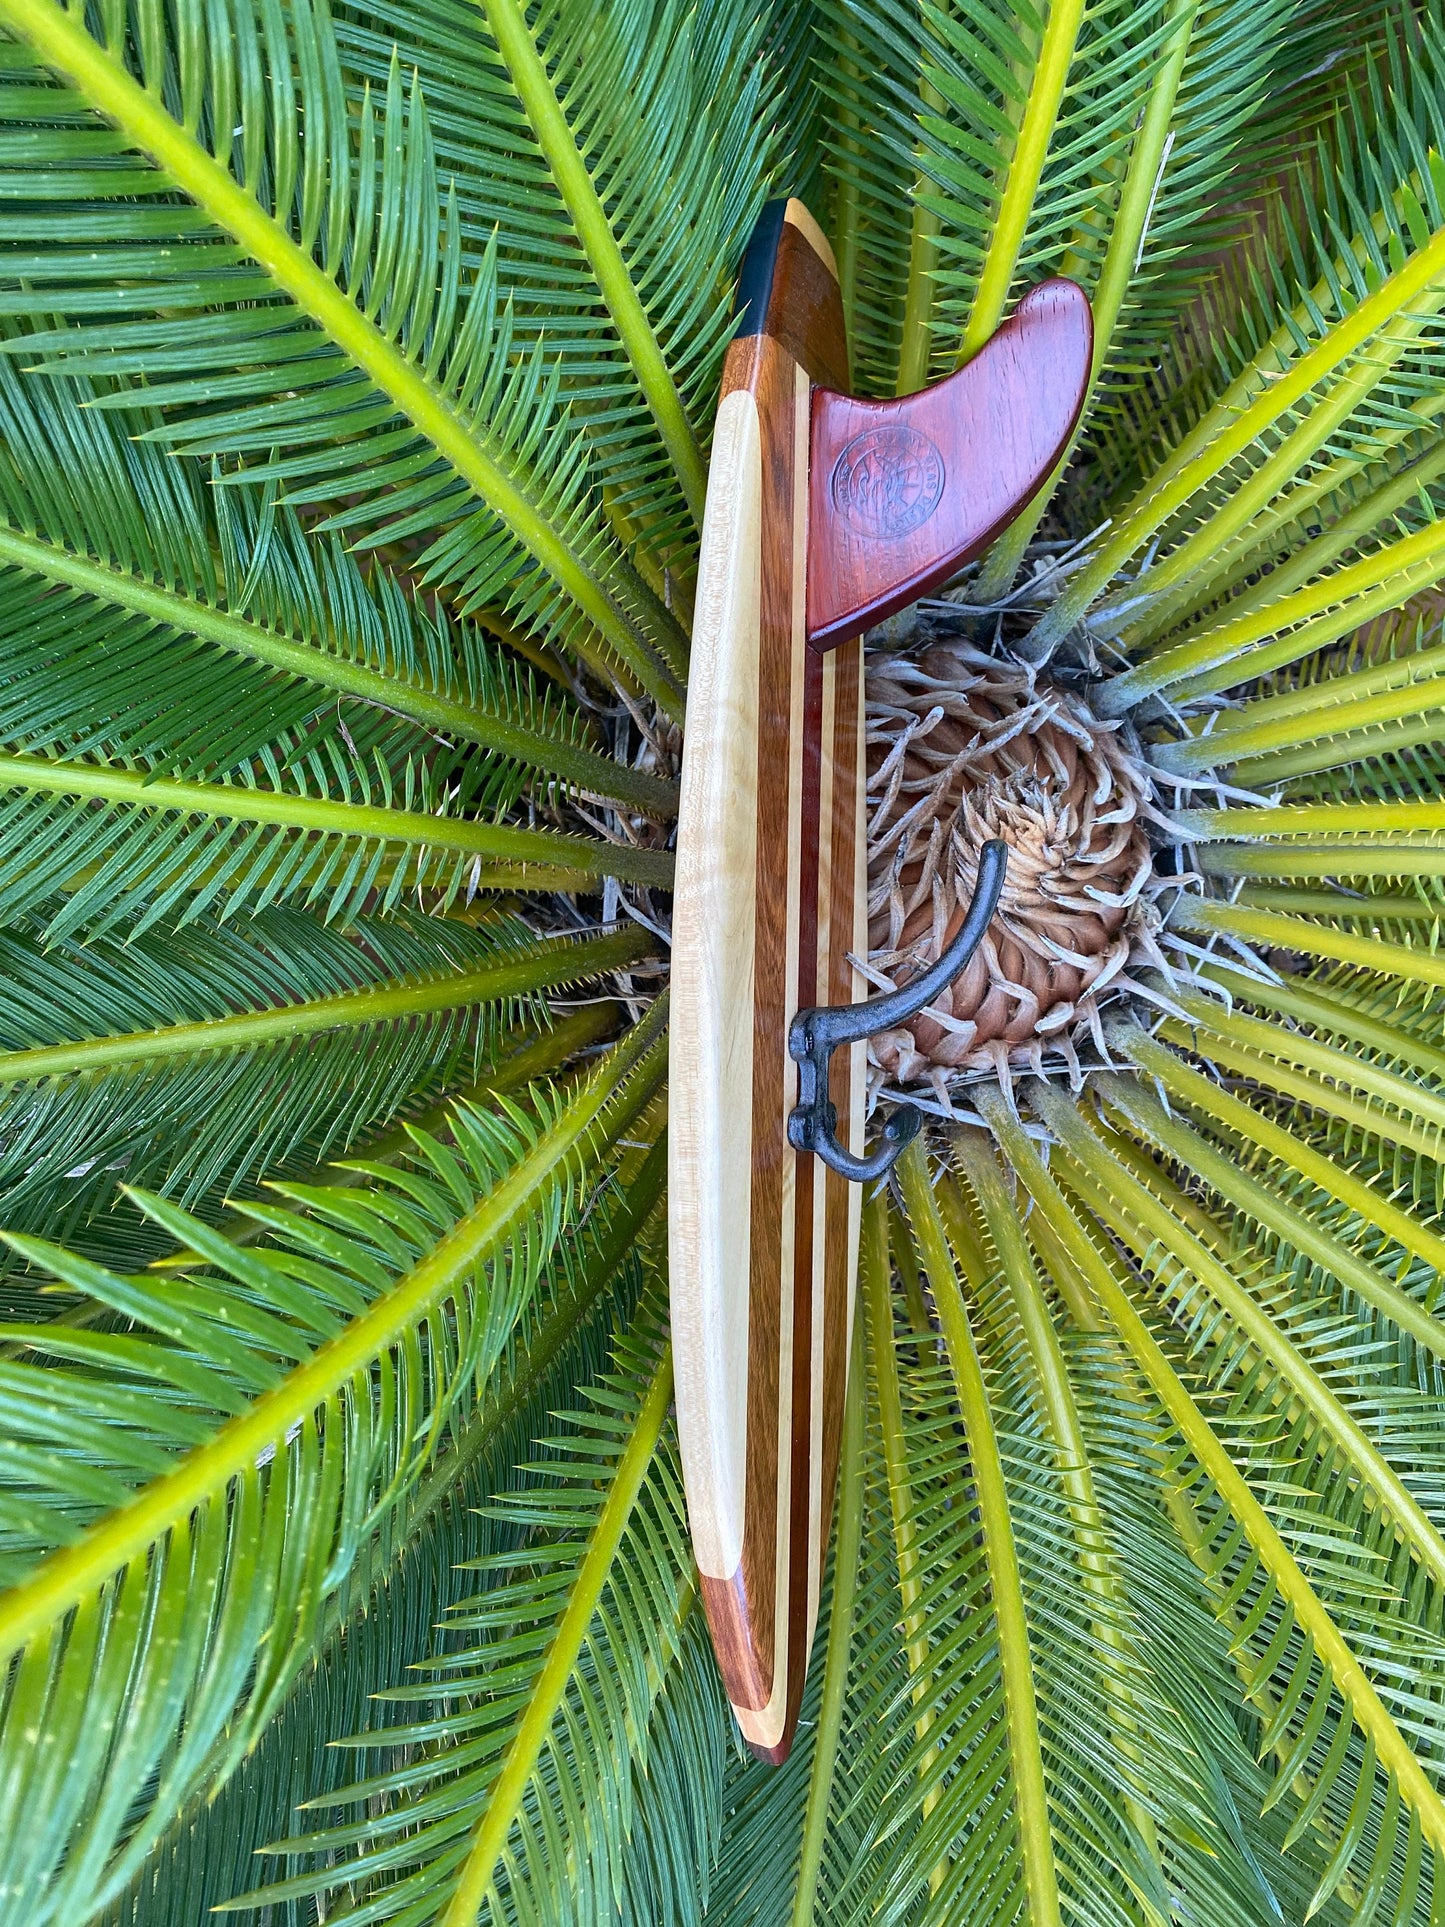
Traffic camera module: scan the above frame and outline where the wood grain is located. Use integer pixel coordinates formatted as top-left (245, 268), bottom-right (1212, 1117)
top-left (669, 386), bottom-right (761, 1590)
top-left (672, 198), bottom-right (859, 1765)
top-left (675, 204), bottom-right (1090, 1766)
top-left (806, 277), bottom-right (1092, 649)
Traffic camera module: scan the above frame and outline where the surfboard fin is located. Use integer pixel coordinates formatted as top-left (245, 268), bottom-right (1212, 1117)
top-left (806, 279), bottom-right (1093, 650)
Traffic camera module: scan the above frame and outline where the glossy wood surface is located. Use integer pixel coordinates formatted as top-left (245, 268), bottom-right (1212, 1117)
top-left (674, 205), bottom-right (1094, 1766)
top-left (807, 278), bottom-right (1092, 649)
top-left (671, 199), bottom-right (864, 1764)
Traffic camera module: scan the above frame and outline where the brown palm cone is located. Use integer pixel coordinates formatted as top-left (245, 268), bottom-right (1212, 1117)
top-left (865, 640), bottom-right (1173, 1101)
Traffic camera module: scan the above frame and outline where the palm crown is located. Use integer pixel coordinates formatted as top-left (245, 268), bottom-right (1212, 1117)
top-left (2, 0), bottom-right (1445, 1923)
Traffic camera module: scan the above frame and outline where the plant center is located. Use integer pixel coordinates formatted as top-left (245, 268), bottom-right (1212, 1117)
top-left (866, 641), bottom-right (1169, 1104)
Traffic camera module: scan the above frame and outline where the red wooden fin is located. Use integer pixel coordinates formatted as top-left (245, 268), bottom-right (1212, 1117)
top-left (805, 279), bottom-right (1093, 650)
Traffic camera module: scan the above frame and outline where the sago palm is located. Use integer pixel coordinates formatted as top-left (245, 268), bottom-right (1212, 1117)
top-left (4, 0), bottom-right (1445, 1920)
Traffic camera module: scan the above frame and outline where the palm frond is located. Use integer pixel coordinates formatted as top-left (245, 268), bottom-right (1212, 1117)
top-left (230, 1305), bottom-right (696, 1927)
top-left (0, 913), bottom-right (643, 1260)
top-left (995, 1097), bottom-right (1445, 1917)
top-left (0, 743), bottom-right (670, 945)
top-left (0, 347), bottom-right (673, 813)
top-left (0, 1002), bottom-right (666, 1921)
top-left (109, 1130), bottom-right (674, 1925)
top-left (0, 0), bottom-right (689, 711)
top-left (330, 0), bottom-right (776, 562)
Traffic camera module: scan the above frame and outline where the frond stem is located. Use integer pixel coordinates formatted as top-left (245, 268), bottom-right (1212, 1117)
top-left (478, 0), bottom-right (707, 531)
top-left (1160, 981), bottom-right (1445, 1154)
top-left (1171, 894), bottom-right (1445, 994)
top-left (895, 1138), bottom-right (1062, 1927)
top-left (1109, 519), bottom-right (1445, 721)
top-left (154, 1004), bottom-right (623, 1262)
top-left (1089, 292), bottom-right (1445, 647)
top-left (1156, 1017), bottom-right (1445, 1169)
top-left (0, 749), bottom-right (675, 889)
top-left (954, 1124), bottom-right (1102, 1550)
top-left (1160, 634), bottom-right (1445, 773)
top-left (790, 1290), bottom-right (866, 1927)
top-left (956, 0), bottom-right (1087, 365)
top-left (0, 928), bottom-right (645, 1084)
top-left (829, 28), bottom-right (862, 359)
top-left (1098, 407), bottom-right (1445, 663)
top-left (864, 1195), bottom-right (939, 1778)
top-left (1049, 0), bottom-right (1194, 357)
top-left (1197, 960), bottom-right (1445, 1085)
top-left (896, 76), bottom-right (946, 395)
top-left (1102, 1064), bottom-right (1444, 1352)
top-left (439, 1341), bottom-right (674, 1927)
top-left (1027, 212), bottom-right (1445, 657)
top-left (958, 1114), bottom-right (1161, 1859)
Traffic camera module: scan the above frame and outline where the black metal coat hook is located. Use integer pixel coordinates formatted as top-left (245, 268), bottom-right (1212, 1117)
top-left (786, 839), bottom-right (1008, 1183)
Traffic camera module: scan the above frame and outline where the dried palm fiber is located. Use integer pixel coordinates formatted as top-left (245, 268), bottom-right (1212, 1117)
top-left (865, 641), bottom-right (1165, 1099)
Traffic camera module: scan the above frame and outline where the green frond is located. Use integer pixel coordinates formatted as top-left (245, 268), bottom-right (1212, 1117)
top-left (0, 348), bottom-right (673, 813)
top-left (894, 1138), bottom-right (1061, 1927)
top-left (1121, 1019), bottom-right (1445, 1293)
top-left (0, 1005), bottom-right (666, 1920)
top-left (1079, 9), bottom-right (1445, 519)
top-left (997, 1100), bottom-right (1445, 1914)
top-left (331, 0), bottom-right (775, 564)
top-left (103, 1130), bottom-right (675, 1925)
top-left (229, 1307), bottom-right (694, 1927)
top-left (0, 743), bottom-right (670, 945)
top-left (0, 914), bottom-right (643, 1261)
top-left (0, 0), bottom-right (689, 712)
top-left (477, 0), bottom-right (709, 530)
top-left (1027, 42), bottom-right (1445, 656)
top-left (789, 1289), bottom-right (868, 1927)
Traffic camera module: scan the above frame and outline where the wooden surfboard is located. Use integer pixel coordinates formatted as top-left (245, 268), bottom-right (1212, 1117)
top-left (670, 199), bottom-right (859, 1765)
top-left (671, 199), bottom-right (1092, 1763)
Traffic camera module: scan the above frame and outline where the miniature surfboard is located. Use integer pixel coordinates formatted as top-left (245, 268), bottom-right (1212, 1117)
top-left (671, 199), bottom-right (1092, 1763)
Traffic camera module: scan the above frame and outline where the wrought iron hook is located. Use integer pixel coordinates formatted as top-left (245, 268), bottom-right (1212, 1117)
top-left (786, 839), bottom-right (1008, 1183)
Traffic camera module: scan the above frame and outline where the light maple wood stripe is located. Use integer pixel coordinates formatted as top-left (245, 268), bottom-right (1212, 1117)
top-left (845, 639), bottom-right (867, 1376)
top-left (823, 637), bottom-right (863, 1601)
top-left (669, 387), bottom-right (762, 1587)
top-left (806, 646), bottom-right (837, 1646)
top-left (783, 196), bottom-right (838, 280)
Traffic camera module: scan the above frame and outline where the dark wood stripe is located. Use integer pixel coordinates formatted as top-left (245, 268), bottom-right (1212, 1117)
top-left (817, 639), bottom-right (862, 1603)
top-left (781, 565), bottom-right (826, 1750)
top-left (741, 328), bottom-right (800, 1714)
top-left (699, 1569), bottom-right (769, 1713)
top-left (765, 220), bottom-right (850, 394)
